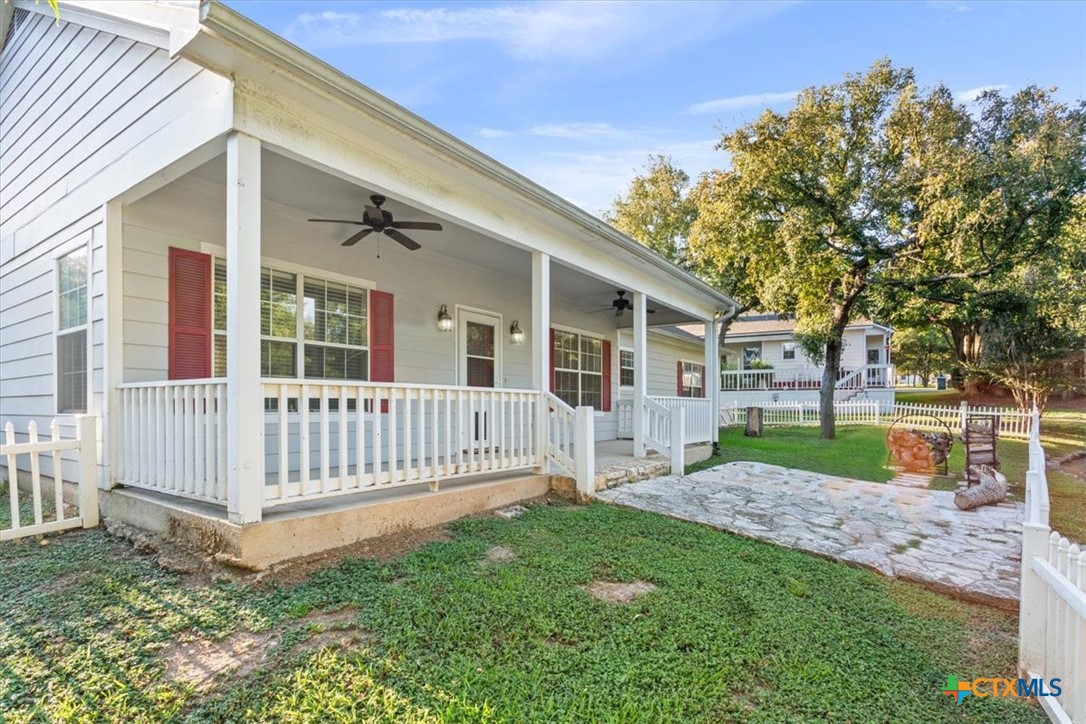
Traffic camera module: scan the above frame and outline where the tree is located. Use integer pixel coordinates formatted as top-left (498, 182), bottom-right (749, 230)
top-left (892, 327), bottom-right (954, 387)
top-left (694, 61), bottom-right (1086, 438)
top-left (607, 155), bottom-right (697, 263)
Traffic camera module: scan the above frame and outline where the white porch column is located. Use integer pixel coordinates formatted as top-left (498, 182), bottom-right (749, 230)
top-left (704, 319), bottom-right (720, 448)
top-left (226, 133), bottom-right (263, 524)
top-left (102, 200), bottom-right (123, 489)
top-left (632, 291), bottom-right (648, 457)
top-left (532, 252), bottom-right (550, 473)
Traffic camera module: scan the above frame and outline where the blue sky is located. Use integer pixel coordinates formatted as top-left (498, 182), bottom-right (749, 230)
top-left (225, 0), bottom-right (1086, 216)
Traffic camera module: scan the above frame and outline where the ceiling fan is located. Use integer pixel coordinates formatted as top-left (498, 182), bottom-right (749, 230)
top-left (307, 195), bottom-right (443, 250)
top-left (591, 290), bottom-right (657, 317)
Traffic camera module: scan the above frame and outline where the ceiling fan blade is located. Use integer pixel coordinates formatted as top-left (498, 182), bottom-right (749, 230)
top-left (341, 228), bottom-right (373, 247)
top-left (647, 308), bottom-right (657, 314)
top-left (390, 221), bottom-right (443, 231)
top-left (364, 206), bottom-right (384, 224)
top-left (308, 218), bottom-right (365, 224)
top-left (615, 307), bottom-right (624, 318)
top-left (385, 228), bottom-right (421, 251)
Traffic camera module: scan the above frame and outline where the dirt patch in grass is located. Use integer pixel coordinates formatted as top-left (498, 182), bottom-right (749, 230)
top-left (164, 631), bottom-right (280, 692)
top-left (260, 525), bottom-right (453, 587)
top-left (293, 606), bottom-right (372, 654)
top-left (38, 569), bottom-right (92, 595)
top-left (480, 545), bottom-right (518, 566)
top-left (581, 580), bottom-right (657, 603)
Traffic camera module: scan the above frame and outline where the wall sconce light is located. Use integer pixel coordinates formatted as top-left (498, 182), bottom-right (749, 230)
top-left (510, 320), bottom-right (525, 345)
top-left (437, 304), bottom-right (453, 333)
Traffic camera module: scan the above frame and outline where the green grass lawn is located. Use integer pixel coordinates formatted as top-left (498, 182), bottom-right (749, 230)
top-left (0, 502), bottom-right (1043, 723)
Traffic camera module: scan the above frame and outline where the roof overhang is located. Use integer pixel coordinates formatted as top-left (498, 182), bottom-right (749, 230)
top-left (177, 0), bottom-right (735, 318)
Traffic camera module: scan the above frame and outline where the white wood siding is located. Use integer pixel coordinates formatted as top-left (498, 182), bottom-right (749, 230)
top-left (617, 330), bottom-right (703, 399)
top-left (120, 175), bottom-right (624, 441)
top-left (0, 10), bottom-right (230, 479)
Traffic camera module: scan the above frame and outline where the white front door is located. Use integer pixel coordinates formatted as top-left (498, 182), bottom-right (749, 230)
top-left (457, 309), bottom-right (502, 449)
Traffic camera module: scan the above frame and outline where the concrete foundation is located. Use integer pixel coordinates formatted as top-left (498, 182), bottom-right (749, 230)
top-left (100, 472), bottom-right (552, 569)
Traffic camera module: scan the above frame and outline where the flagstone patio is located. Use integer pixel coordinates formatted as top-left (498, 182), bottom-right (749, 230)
top-left (595, 461), bottom-right (1024, 609)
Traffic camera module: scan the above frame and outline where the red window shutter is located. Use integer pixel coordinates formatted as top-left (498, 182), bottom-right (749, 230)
top-left (677, 360), bottom-right (684, 397)
top-left (370, 290), bottom-right (394, 412)
top-left (602, 340), bottom-right (612, 412)
top-left (168, 247), bottom-right (211, 380)
top-left (549, 328), bottom-right (556, 392)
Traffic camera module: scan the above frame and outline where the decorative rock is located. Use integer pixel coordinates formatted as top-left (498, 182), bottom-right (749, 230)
top-left (495, 505), bottom-right (527, 519)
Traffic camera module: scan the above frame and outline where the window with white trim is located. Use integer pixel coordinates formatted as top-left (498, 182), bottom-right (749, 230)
top-left (57, 248), bottom-right (88, 413)
top-left (679, 360), bottom-right (704, 398)
top-left (553, 330), bottom-right (602, 409)
top-left (782, 342), bottom-right (796, 360)
top-left (213, 259), bottom-right (369, 381)
top-left (619, 348), bottom-right (635, 387)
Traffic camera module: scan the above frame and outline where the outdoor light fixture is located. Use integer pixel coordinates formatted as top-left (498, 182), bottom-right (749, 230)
top-left (510, 320), bottom-right (524, 345)
top-left (437, 304), bottom-right (453, 333)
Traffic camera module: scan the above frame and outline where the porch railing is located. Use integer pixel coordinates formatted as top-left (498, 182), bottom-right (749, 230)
top-left (1019, 410), bottom-right (1086, 724)
top-left (115, 379), bottom-right (228, 503)
top-left (261, 381), bottom-right (540, 507)
top-left (616, 396), bottom-right (715, 446)
top-left (720, 364), bottom-right (895, 392)
top-left (543, 392), bottom-right (576, 477)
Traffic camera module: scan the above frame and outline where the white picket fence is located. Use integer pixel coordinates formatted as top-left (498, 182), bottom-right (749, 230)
top-left (1019, 411), bottom-right (1085, 724)
top-left (720, 400), bottom-right (882, 427)
top-left (718, 399), bottom-right (1033, 439)
top-left (893, 401), bottom-right (1032, 440)
top-left (1, 416), bottom-right (98, 541)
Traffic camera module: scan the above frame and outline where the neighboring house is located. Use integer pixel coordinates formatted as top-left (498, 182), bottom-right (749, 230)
top-left (0, 1), bottom-right (733, 565)
top-left (615, 315), bottom-right (896, 412)
top-left (718, 314), bottom-right (895, 408)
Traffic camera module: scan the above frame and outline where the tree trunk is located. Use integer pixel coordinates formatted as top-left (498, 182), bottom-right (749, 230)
top-left (819, 334), bottom-right (844, 440)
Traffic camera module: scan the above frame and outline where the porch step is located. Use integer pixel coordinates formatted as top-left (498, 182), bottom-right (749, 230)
top-left (100, 472), bottom-right (552, 570)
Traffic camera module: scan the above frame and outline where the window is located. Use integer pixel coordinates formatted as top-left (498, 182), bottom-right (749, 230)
top-left (679, 361), bottom-right (704, 398)
top-left (213, 259), bottom-right (369, 382)
top-left (742, 344), bottom-right (762, 369)
top-left (619, 348), bottom-right (635, 387)
top-left (553, 330), bottom-right (603, 409)
top-left (57, 248), bottom-right (88, 413)
top-left (782, 342), bottom-right (796, 360)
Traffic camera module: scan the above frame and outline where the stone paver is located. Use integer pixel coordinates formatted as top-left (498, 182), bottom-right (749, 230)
top-left (595, 461), bottom-right (1023, 608)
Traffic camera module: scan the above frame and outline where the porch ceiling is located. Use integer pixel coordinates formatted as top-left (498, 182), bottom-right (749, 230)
top-left (190, 150), bottom-right (701, 326)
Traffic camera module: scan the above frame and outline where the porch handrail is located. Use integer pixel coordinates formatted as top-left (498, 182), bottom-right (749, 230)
top-left (643, 397), bottom-right (671, 457)
top-left (834, 366), bottom-right (865, 390)
top-left (646, 396), bottom-right (715, 445)
top-left (116, 377), bottom-right (224, 388)
top-left (543, 391), bottom-right (576, 477)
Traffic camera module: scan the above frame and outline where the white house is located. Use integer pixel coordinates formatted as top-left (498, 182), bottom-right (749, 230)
top-left (718, 314), bottom-right (895, 408)
top-left (0, 1), bottom-right (734, 565)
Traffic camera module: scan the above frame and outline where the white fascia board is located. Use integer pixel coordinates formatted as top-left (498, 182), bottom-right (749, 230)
top-left (14, 0), bottom-right (199, 49)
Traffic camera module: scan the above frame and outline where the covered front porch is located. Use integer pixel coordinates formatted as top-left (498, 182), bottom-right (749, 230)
top-left (105, 133), bottom-right (726, 531)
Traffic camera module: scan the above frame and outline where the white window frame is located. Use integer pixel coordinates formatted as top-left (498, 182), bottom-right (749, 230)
top-left (552, 325), bottom-right (605, 411)
top-left (679, 359), bottom-right (705, 398)
top-left (54, 240), bottom-right (91, 415)
top-left (782, 341), bottom-right (796, 360)
top-left (455, 304), bottom-right (503, 389)
top-left (209, 253), bottom-right (374, 383)
top-left (619, 347), bottom-right (635, 388)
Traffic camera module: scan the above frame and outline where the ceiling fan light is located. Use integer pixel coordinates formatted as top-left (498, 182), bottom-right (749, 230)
top-left (510, 320), bottom-right (525, 345)
top-left (437, 304), bottom-right (454, 333)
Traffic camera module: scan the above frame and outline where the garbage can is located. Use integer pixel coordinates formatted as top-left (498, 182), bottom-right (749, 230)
top-left (936, 375), bottom-right (947, 390)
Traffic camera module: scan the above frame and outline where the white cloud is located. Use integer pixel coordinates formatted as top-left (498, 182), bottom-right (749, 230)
top-left (528, 123), bottom-right (624, 140)
top-left (955, 84), bottom-right (1008, 102)
top-left (687, 91), bottom-right (798, 115)
top-left (477, 127), bottom-right (513, 139)
top-left (928, 1), bottom-right (970, 12)
top-left (283, 2), bottom-right (795, 62)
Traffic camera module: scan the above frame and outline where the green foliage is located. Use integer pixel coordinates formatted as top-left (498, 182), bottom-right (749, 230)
top-left (747, 358), bottom-right (774, 370)
top-left (0, 505), bottom-right (1044, 722)
top-left (606, 155), bottom-right (697, 263)
top-left (893, 327), bottom-right (955, 386)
